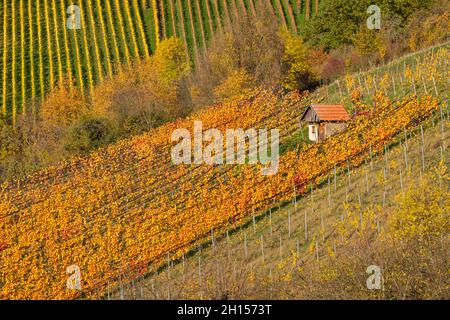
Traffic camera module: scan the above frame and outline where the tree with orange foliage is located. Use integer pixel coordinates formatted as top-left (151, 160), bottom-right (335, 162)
top-left (40, 80), bottom-right (87, 127)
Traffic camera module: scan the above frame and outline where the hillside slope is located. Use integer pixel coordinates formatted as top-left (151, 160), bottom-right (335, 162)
top-left (115, 117), bottom-right (449, 300)
top-left (0, 44), bottom-right (448, 299)
top-left (0, 0), bottom-right (319, 123)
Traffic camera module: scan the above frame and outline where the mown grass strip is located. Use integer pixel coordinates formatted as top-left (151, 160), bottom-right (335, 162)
top-left (245, 0), bottom-right (257, 16)
top-left (306, 0), bottom-right (311, 19)
top-left (27, 0), bottom-right (36, 107)
top-left (272, 0), bottom-right (288, 28)
top-left (263, 0), bottom-right (277, 20)
top-left (206, 0), bottom-right (220, 32)
top-left (179, 0), bottom-right (196, 60)
top-left (68, 0), bottom-right (85, 95)
top-left (78, 0), bottom-right (95, 95)
top-left (1, 0), bottom-right (8, 116)
top-left (51, 0), bottom-right (64, 85)
top-left (280, 0), bottom-right (297, 32)
top-left (11, 0), bottom-right (17, 123)
top-left (132, 0), bottom-right (150, 58)
top-left (111, 0), bottom-right (131, 66)
top-left (192, 0), bottom-right (207, 48)
top-left (200, 0), bottom-right (214, 41)
top-left (218, 0), bottom-right (231, 30)
top-left (157, 0), bottom-right (167, 39)
top-left (60, 0), bottom-right (74, 89)
top-left (103, 0), bottom-right (123, 72)
top-left (43, 0), bottom-right (54, 92)
top-left (122, 0), bottom-right (140, 59)
top-left (85, 0), bottom-right (105, 81)
top-left (152, 0), bottom-right (160, 46)
top-left (227, 0), bottom-right (239, 25)
top-left (168, 0), bottom-right (180, 37)
top-left (162, 0), bottom-right (174, 37)
top-left (1, 0), bottom-right (7, 116)
top-left (236, 0), bottom-right (247, 17)
top-left (289, 0), bottom-right (303, 30)
top-left (173, 0), bottom-right (187, 44)
top-left (19, 0), bottom-right (26, 114)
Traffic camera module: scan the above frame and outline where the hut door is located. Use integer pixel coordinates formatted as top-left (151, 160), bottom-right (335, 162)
top-left (308, 124), bottom-right (318, 142)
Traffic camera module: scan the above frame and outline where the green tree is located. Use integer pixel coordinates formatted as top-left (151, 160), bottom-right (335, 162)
top-left (281, 31), bottom-right (322, 91)
top-left (352, 27), bottom-right (385, 57)
top-left (302, 0), bottom-right (434, 51)
top-left (152, 37), bottom-right (190, 85)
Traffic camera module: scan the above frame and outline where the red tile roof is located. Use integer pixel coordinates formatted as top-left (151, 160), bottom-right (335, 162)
top-left (311, 104), bottom-right (350, 121)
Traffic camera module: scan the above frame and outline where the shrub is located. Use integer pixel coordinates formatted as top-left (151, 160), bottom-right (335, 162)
top-left (281, 32), bottom-right (323, 91)
top-left (63, 116), bottom-right (115, 153)
top-left (40, 81), bottom-right (88, 126)
top-left (188, 11), bottom-right (284, 107)
top-left (320, 55), bottom-right (346, 81)
top-left (152, 37), bottom-right (190, 85)
top-left (352, 27), bottom-right (382, 57)
top-left (385, 166), bottom-right (449, 242)
top-left (213, 69), bottom-right (255, 102)
top-left (407, 6), bottom-right (450, 51)
top-left (0, 120), bottom-right (21, 161)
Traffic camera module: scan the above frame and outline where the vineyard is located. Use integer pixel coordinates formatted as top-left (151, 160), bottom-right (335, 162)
top-left (0, 0), bottom-right (321, 124)
top-left (115, 115), bottom-right (449, 300)
top-left (0, 44), bottom-right (448, 299)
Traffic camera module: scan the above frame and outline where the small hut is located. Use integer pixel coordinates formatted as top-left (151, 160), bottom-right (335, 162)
top-left (301, 104), bottom-right (350, 142)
